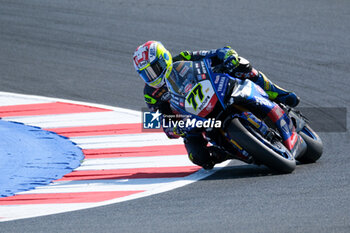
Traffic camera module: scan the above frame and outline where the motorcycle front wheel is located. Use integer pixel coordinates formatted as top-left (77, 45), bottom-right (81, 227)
top-left (227, 117), bottom-right (296, 173)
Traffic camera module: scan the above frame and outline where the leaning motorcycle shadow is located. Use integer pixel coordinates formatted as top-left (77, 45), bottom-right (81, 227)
top-left (204, 163), bottom-right (284, 181)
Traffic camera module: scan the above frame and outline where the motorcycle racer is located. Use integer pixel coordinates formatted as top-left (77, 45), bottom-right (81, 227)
top-left (133, 41), bottom-right (300, 170)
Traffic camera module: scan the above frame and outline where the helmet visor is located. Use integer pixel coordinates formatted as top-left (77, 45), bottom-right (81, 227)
top-left (139, 56), bottom-right (167, 83)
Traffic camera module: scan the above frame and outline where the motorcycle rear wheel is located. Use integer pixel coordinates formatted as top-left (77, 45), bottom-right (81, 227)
top-left (227, 117), bottom-right (296, 173)
top-left (297, 125), bottom-right (323, 163)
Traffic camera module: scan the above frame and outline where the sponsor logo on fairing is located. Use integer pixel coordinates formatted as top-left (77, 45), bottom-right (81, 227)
top-left (214, 75), bottom-right (220, 84)
top-left (198, 96), bottom-right (211, 111)
top-left (200, 61), bottom-right (207, 74)
top-left (184, 84), bottom-right (193, 93)
top-left (217, 77), bottom-right (226, 92)
top-left (179, 66), bottom-right (190, 77)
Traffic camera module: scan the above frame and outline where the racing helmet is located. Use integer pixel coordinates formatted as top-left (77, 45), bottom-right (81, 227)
top-left (133, 41), bottom-right (173, 88)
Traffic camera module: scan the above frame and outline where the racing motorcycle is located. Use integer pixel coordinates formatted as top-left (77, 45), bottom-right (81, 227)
top-left (165, 59), bottom-right (323, 173)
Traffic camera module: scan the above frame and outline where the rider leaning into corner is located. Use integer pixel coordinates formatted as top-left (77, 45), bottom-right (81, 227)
top-left (133, 41), bottom-right (300, 170)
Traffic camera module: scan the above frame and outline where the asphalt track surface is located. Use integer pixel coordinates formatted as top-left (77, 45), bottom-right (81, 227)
top-left (0, 0), bottom-right (349, 232)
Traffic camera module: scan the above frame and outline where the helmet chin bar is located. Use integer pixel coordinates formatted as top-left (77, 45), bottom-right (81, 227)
top-left (148, 75), bottom-right (164, 88)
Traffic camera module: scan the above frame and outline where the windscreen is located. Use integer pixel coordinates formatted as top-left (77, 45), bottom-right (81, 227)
top-left (166, 61), bottom-right (197, 97)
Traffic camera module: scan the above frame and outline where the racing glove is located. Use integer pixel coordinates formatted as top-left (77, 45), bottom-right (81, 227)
top-left (217, 46), bottom-right (240, 73)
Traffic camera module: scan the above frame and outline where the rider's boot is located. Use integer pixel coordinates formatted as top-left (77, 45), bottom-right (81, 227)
top-left (208, 146), bottom-right (230, 165)
top-left (254, 72), bottom-right (300, 107)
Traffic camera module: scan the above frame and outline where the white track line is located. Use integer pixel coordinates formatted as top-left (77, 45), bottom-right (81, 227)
top-left (3, 111), bottom-right (141, 128)
top-left (70, 133), bottom-right (183, 149)
top-left (18, 177), bottom-right (191, 194)
top-left (0, 93), bottom-right (54, 106)
top-left (76, 155), bottom-right (192, 171)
